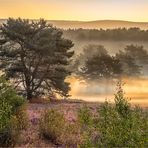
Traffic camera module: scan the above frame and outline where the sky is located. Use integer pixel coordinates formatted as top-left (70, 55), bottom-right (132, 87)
top-left (0, 0), bottom-right (148, 22)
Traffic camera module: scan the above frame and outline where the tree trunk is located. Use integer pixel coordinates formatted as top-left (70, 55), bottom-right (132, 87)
top-left (27, 90), bottom-right (33, 100)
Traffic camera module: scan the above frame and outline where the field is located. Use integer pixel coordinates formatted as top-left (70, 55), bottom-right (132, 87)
top-left (15, 99), bottom-right (148, 147)
top-left (15, 100), bottom-right (99, 147)
top-left (0, 18), bottom-right (148, 147)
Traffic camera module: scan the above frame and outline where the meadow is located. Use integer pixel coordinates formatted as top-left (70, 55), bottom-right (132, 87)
top-left (0, 18), bottom-right (148, 147)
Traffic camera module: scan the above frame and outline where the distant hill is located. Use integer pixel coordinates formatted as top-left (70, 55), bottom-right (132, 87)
top-left (0, 19), bottom-right (148, 29)
top-left (47, 20), bottom-right (148, 30)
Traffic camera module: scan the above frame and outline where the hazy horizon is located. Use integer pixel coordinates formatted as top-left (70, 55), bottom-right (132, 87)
top-left (0, 0), bottom-right (148, 22)
top-left (1, 18), bottom-right (148, 23)
top-left (1, 19), bottom-right (148, 30)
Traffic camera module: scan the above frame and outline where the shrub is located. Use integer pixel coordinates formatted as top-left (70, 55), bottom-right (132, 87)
top-left (0, 101), bottom-right (12, 131)
top-left (40, 109), bottom-right (82, 146)
top-left (0, 101), bottom-right (12, 146)
top-left (0, 76), bottom-right (28, 146)
top-left (78, 105), bottom-right (92, 126)
top-left (78, 83), bottom-right (148, 147)
top-left (14, 104), bottom-right (28, 130)
top-left (40, 109), bottom-right (65, 145)
top-left (0, 76), bottom-right (25, 112)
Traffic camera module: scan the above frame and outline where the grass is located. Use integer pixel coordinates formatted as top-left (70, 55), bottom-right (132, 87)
top-left (39, 109), bottom-right (82, 147)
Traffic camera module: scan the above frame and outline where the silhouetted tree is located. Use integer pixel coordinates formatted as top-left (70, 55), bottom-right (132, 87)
top-left (82, 54), bottom-right (122, 80)
top-left (116, 51), bottom-right (141, 77)
top-left (74, 44), bottom-right (144, 80)
top-left (124, 45), bottom-right (148, 65)
top-left (116, 45), bottom-right (148, 76)
top-left (72, 45), bottom-right (108, 75)
top-left (76, 45), bottom-right (122, 80)
top-left (0, 18), bottom-right (74, 100)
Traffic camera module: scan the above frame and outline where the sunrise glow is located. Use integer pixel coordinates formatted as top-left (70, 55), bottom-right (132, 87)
top-left (0, 0), bottom-right (148, 22)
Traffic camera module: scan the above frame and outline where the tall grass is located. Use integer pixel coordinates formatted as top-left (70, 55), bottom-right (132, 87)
top-left (39, 109), bottom-right (82, 146)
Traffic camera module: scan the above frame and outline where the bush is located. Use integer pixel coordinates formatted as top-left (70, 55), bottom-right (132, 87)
top-left (0, 76), bottom-right (28, 146)
top-left (0, 101), bottom-right (12, 146)
top-left (40, 109), bottom-right (82, 146)
top-left (14, 104), bottom-right (28, 130)
top-left (78, 83), bottom-right (148, 147)
top-left (0, 76), bottom-right (25, 111)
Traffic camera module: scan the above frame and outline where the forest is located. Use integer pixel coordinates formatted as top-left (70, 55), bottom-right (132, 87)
top-left (64, 27), bottom-right (148, 41)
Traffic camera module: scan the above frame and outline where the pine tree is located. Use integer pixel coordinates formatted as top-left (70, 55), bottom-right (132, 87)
top-left (0, 18), bottom-right (74, 100)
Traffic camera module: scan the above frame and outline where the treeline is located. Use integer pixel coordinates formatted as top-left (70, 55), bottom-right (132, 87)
top-left (64, 27), bottom-right (148, 41)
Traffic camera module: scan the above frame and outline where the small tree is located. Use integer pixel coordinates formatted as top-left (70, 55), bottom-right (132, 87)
top-left (124, 45), bottom-right (148, 65)
top-left (0, 18), bottom-right (74, 100)
top-left (115, 44), bottom-right (148, 76)
top-left (76, 45), bottom-right (122, 80)
top-left (82, 54), bottom-right (122, 80)
top-left (0, 76), bottom-right (26, 146)
top-left (117, 45), bottom-right (148, 75)
top-left (116, 50), bottom-right (141, 76)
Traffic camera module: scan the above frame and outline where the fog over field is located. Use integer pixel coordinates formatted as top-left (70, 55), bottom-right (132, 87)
top-left (1, 19), bottom-right (148, 106)
top-left (68, 76), bottom-right (148, 106)
top-left (64, 36), bottom-right (148, 106)
top-left (69, 40), bottom-right (148, 55)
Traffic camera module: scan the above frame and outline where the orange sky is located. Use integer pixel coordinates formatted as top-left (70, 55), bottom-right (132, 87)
top-left (0, 0), bottom-right (148, 21)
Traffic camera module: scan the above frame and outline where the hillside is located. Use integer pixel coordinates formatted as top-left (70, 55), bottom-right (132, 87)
top-left (48, 20), bottom-right (148, 29)
top-left (1, 19), bottom-right (148, 29)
